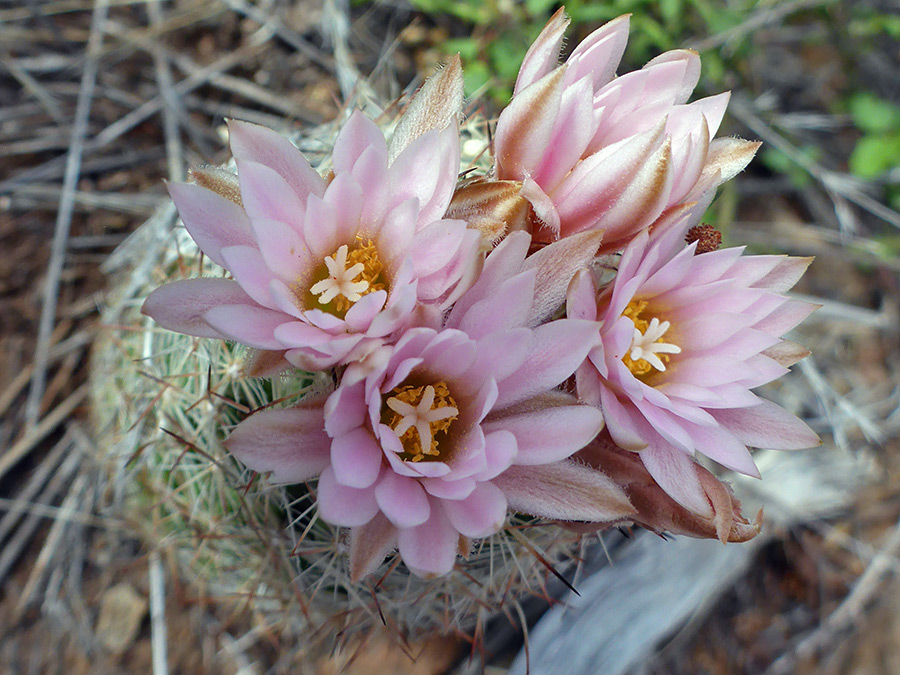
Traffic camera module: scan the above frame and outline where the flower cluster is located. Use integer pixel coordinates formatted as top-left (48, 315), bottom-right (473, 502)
top-left (142, 9), bottom-right (819, 579)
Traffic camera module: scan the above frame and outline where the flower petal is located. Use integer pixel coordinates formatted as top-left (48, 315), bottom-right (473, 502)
top-left (639, 441), bottom-right (712, 517)
top-left (713, 398), bottom-right (821, 450)
top-left (330, 427), bottom-right (384, 488)
top-left (142, 278), bottom-right (253, 339)
top-left (227, 119), bottom-right (325, 202)
top-left (397, 505), bottom-right (459, 578)
top-left (167, 182), bottom-right (254, 268)
top-left (442, 481), bottom-right (507, 538)
top-left (375, 472), bottom-right (431, 528)
top-left (389, 54), bottom-right (464, 161)
top-left (203, 304), bottom-right (286, 349)
top-left (493, 460), bottom-right (635, 522)
top-left (224, 404), bottom-right (329, 483)
top-left (317, 466), bottom-right (380, 527)
top-left (349, 513), bottom-right (398, 582)
top-left (236, 159), bottom-right (306, 230)
top-left (494, 318), bottom-right (599, 408)
top-left (485, 402), bottom-right (604, 465)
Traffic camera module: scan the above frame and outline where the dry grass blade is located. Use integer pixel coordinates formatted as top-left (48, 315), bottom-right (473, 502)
top-left (149, 550), bottom-right (170, 675)
top-left (0, 444), bottom-right (82, 591)
top-left (765, 515), bottom-right (900, 675)
top-left (148, 0), bottom-right (184, 183)
top-left (0, 383), bottom-right (89, 483)
top-left (24, 0), bottom-right (109, 427)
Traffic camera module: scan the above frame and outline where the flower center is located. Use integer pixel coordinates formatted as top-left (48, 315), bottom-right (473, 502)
top-left (306, 237), bottom-right (385, 317)
top-left (622, 299), bottom-right (681, 376)
top-left (382, 382), bottom-right (459, 463)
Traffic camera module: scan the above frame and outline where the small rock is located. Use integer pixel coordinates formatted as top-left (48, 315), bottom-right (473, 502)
top-left (95, 584), bottom-right (148, 655)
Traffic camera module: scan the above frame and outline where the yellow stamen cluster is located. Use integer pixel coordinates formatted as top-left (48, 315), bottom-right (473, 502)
top-left (383, 381), bottom-right (459, 463)
top-left (305, 236), bottom-right (386, 317)
top-left (622, 299), bottom-right (680, 377)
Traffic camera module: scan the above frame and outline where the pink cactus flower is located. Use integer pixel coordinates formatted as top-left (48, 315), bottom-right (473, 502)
top-left (567, 219), bottom-right (820, 517)
top-left (494, 9), bottom-right (759, 252)
top-left (226, 232), bottom-right (637, 578)
top-left (142, 111), bottom-right (480, 370)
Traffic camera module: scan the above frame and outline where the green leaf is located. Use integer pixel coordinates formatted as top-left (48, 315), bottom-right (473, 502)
top-left (849, 92), bottom-right (900, 134)
top-left (442, 37), bottom-right (479, 60)
top-left (524, 0), bottom-right (557, 16)
top-left (849, 133), bottom-right (900, 179)
top-left (463, 60), bottom-right (491, 98)
top-left (488, 37), bottom-right (528, 81)
top-left (761, 147), bottom-right (813, 189)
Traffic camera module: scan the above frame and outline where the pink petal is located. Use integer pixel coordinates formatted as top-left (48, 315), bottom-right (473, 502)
top-left (322, 170), bottom-right (363, 244)
top-left (566, 14), bottom-right (630, 90)
top-left (524, 230), bottom-right (604, 326)
top-left (566, 270), bottom-right (599, 322)
top-left (485, 403), bottom-right (603, 465)
top-left (421, 476), bottom-right (476, 500)
top-left (219, 245), bottom-right (276, 309)
top-left (457, 270), bottom-right (536, 340)
top-left (494, 318), bottom-right (599, 408)
top-left (753, 256), bottom-right (814, 293)
top-left (375, 473), bottom-right (431, 528)
top-left (409, 218), bottom-right (467, 278)
top-left (167, 182), bottom-right (254, 268)
top-left (142, 278), bottom-right (253, 339)
top-left (349, 513), bottom-right (397, 582)
top-left (713, 399), bottom-right (821, 450)
top-left (324, 382), bottom-right (367, 438)
top-left (643, 48), bottom-right (701, 105)
top-left (316, 466), bottom-right (380, 527)
top-left (553, 122), bottom-right (664, 235)
top-left (343, 290), bottom-right (387, 332)
top-left (640, 441), bottom-right (712, 517)
top-left (227, 119), bottom-right (325, 202)
top-left (388, 125), bottom-right (459, 227)
top-left (445, 231), bottom-right (530, 326)
top-left (684, 422), bottom-right (761, 477)
top-left (418, 331), bottom-right (478, 379)
top-left (442, 481), bottom-right (507, 538)
top-left (520, 176), bottom-right (561, 234)
top-left (236, 159), bottom-right (306, 230)
top-left (375, 198), bottom-right (418, 268)
top-left (590, 137), bottom-right (674, 250)
top-left (599, 386), bottom-right (650, 450)
top-left (302, 194), bottom-right (340, 258)
top-left (531, 73), bottom-right (595, 190)
top-left (389, 54), bottom-right (464, 162)
top-left (332, 110), bottom-right (387, 175)
top-left (224, 404), bottom-right (329, 483)
top-left (495, 67), bottom-right (565, 180)
top-left (202, 304), bottom-right (287, 349)
top-left (330, 427), bottom-right (384, 488)
top-left (396, 504), bottom-right (460, 578)
top-left (250, 218), bottom-right (311, 281)
top-left (470, 328), bottom-right (530, 385)
top-left (493, 460), bottom-right (635, 521)
top-left (473, 430), bottom-right (518, 481)
top-left (514, 8), bottom-right (569, 94)
top-left (352, 144), bottom-right (390, 225)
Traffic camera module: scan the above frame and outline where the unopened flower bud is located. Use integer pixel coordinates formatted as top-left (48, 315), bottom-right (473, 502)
top-left (446, 178), bottom-right (530, 249)
top-left (188, 166), bottom-right (242, 206)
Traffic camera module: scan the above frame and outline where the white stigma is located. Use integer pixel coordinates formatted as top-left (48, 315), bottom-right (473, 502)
top-left (309, 245), bottom-right (369, 305)
top-left (629, 317), bottom-right (681, 372)
top-left (386, 385), bottom-right (459, 455)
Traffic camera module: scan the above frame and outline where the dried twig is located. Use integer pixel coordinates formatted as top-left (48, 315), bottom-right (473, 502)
top-left (0, 383), bottom-right (89, 483)
top-left (25, 0), bottom-right (109, 427)
top-left (765, 515), bottom-right (900, 675)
